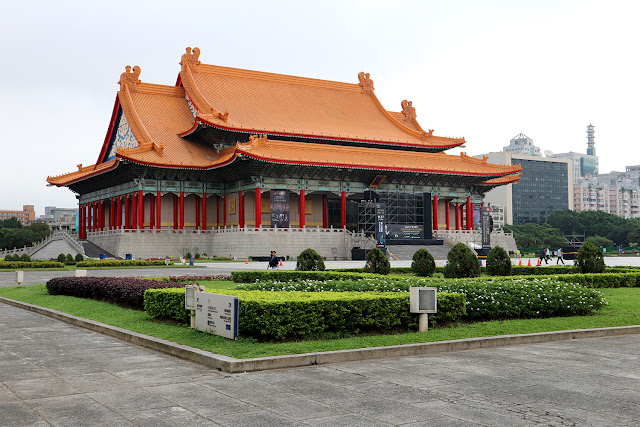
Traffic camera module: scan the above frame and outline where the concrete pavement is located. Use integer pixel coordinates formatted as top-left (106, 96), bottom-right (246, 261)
top-left (1, 302), bottom-right (640, 426)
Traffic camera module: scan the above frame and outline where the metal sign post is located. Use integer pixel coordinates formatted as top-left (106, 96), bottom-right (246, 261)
top-left (409, 287), bottom-right (438, 332)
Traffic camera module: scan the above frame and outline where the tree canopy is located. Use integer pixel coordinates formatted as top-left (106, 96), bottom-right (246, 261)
top-left (0, 219), bottom-right (51, 250)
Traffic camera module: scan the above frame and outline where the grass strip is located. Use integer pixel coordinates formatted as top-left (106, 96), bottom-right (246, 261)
top-left (0, 285), bottom-right (638, 359)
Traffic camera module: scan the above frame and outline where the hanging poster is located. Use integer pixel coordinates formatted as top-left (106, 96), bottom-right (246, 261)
top-left (270, 190), bottom-right (290, 228)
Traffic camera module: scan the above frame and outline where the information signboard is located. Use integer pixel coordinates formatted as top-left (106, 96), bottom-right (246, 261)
top-left (270, 190), bottom-right (290, 228)
top-left (375, 203), bottom-right (386, 245)
top-left (194, 291), bottom-right (239, 340)
top-left (480, 206), bottom-right (491, 249)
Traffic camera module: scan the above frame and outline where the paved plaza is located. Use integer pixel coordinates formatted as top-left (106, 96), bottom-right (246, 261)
top-left (1, 302), bottom-right (639, 426)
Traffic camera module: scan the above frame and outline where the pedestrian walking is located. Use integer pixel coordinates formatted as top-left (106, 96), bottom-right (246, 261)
top-left (545, 247), bottom-right (550, 264)
top-left (539, 249), bottom-right (546, 266)
top-left (557, 247), bottom-right (565, 264)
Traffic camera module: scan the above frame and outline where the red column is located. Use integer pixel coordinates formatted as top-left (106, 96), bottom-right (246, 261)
top-left (299, 189), bottom-right (305, 228)
top-left (180, 192), bottom-right (185, 230)
top-left (150, 194), bottom-right (155, 230)
top-left (173, 194), bottom-right (178, 230)
top-left (238, 191), bottom-right (244, 228)
top-left (255, 188), bottom-right (261, 229)
top-left (195, 196), bottom-right (200, 230)
top-left (202, 192), bottom-right (207, 231)
top-left (455, 202), bottom-right (460, 230)
top-left (340, 191), bottom-right (346, 229)
top-left (322, 194), bottom-right (328, 228)
top-left (131, 192), bottom-right (137, 231)
top-left (432, 195), bottom-right (438, 231)
top-left (101, 200), bottom-right (105, 230)
top-left (223, 194), bottom-right (227, 227)
top-left (156, 191), bottom-right (161, 232)
top-left (117, 195), bottom-right (122, 229)
top-left (445, 201), bottom-right (450, 231)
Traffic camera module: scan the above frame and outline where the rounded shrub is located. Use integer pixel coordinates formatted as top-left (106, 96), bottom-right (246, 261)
top-left (185, 252), bottom-right (192, 259)
top-left (74, 253), bottom-right (84, 263)
top-left (486, 245), bottom-right (511, 276)
top-left (411, 249), bottom-right (435, 277)
top-left (574, 241), bottom-right (606, 274)
top-left (4, 254), bottom-right (15, 262)
top-left (195, 253), bottom-right (201, 259)
top-left (202, 253), bottom-right (208, 258)
top-left (296, 248), bottom-right (326, 271)
top-left (57, 253), bottom-right (66, 263)
top-left (364, 248), bottom-right (391, 275)
top-left (20, 253), bottom-right (31, 262)
top-left (66, 254), bottom-right (74, 263)
top-left (443, 243), bottom-right (480, 278)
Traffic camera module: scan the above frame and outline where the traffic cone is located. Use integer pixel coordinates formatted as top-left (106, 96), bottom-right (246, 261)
top-left (537, 259), bottom-right (540, 266)
top-left (279, 259), bottom-right (283, 266)
top-left (527, 259), bottom-right (531, 266)
top-left (245, 258), bottom-right (248, 264)
top-left (519, 259), bottom-right (522, 266)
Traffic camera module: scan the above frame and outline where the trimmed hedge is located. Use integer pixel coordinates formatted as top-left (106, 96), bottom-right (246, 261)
top-left (237, 276), bottom-right (606, 321)
top-left (46, 277), bottom-right (187, 307)
top-left (144, 288), bottom-right (466, 339)
top-left (76, 259), bottom-right (169, 268)
top-left (0, 261), bottom-right (65, 269)
top-left (550, 272), bottom-right (640, 288)
top-left (231, 270), bottom-right (393, 283)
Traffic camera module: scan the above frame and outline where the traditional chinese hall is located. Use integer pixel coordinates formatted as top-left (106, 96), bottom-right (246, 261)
top-left (47, 47), bottom-right (520, 259)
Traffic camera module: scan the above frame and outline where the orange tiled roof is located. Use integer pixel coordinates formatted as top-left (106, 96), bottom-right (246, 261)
top-left (479, 174), bottom-right (521, 186)
top-left (48, 136), bottom-right (520, 187)
top-left (235, 137), bottom-right (521, 177)
top-left (47, 160), bottom-right (119, 186)
top-left (178, 48), bottom-right (463, 150)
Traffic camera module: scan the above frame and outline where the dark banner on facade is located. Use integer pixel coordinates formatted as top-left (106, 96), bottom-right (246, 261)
top-left (387, 224), bottom-right (424, 240)
top-left (270, 190), bottom-right (289, 228)
top-left (473, 204), bottom-right (482, 230)
top-left (375, 203), bottom-right (386, 245)
top-left (480, 206), bottom-right (491, 249)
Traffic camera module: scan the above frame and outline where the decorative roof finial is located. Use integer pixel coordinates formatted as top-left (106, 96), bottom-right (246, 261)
top-left (180, 47), bottom-right (201, 71)
top-left (401, 100), bottom-right (417, 122)
top-left (358, 72), bottom-right (374, 94)
top-left (118, 65), bottom-right (141, 91)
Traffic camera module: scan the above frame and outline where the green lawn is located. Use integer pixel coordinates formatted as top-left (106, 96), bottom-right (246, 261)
top-left (0, 285), bottom-right (638, 359)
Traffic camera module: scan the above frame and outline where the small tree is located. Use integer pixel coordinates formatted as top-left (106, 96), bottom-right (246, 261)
top-left (20, 253), bottom-right (31, 262)
top-left (185, 252), bottom-right (192, 259)
top-left (411, 249), bottom-right (435, 277)
top-left (574, 241), bottom-right (606, 273)
top-left (66, 254), bottom-right (74, 263)
top-left (75, 253), bottom-right (84, 262)
top-left (486, 245), bottom-right (511, 276)
top-left (443, 243), bottom-right (480, 278)
top-left (195, 253), bottom-right (201, 259)
top-left (296, 248), bottom-right (325, 271)
top-left (364, 248), bottom-right (391, 275)
top-left (57, 253), bottom-right (66, 263)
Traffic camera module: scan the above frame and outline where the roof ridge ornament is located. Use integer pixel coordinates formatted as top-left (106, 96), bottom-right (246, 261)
top-left (401, 100), bottom-right (417, 122)
top-left (180, 47), bottom-right (201, 71)
top-left (248, 134), bottom-right (268, 144)
top-left (118, 65), bottom-right (141, 92)
top-left (358, 72), bottom-right (374, 94)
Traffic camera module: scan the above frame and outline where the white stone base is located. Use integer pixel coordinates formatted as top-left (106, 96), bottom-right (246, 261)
top-left (87, 229), bottom-right (354, 260)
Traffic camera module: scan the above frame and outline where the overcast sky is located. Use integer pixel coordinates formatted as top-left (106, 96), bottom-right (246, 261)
top-left (1, 0), bottom-right (638, 216)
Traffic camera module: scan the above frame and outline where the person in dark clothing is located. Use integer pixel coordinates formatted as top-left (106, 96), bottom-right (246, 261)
top-left (539, 249), bottom-right (546, 265)
top-left (268, 250), bottom-right (279, 269)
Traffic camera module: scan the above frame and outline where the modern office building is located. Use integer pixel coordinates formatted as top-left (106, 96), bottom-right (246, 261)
top-left (0, 205), bottom-right (36, 226)
top-left (37, 207), bottom-right (78, 231)
top-left (477, 152), bottom-right (572, 225)
top-left (503, 133), bottom-right (542, 157)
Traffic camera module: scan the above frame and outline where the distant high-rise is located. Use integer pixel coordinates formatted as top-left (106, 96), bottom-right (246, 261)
top-left (503, 133), bottom-right (542, 157)
top-left (587, 123), bottom-right (595, 156)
